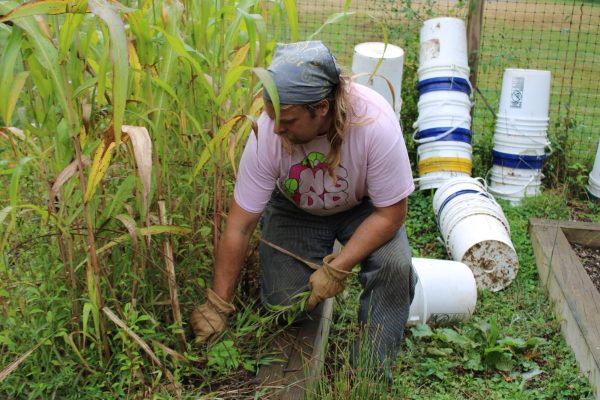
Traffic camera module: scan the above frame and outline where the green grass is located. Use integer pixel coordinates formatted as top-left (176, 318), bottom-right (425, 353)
top-left (1, 0), bottom-right (599, 398)
top-left (309, 189), bottom-right (595, 399)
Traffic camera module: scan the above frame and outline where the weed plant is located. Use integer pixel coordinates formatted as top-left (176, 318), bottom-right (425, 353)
top-left (0, 0), bottom-right (598, 398)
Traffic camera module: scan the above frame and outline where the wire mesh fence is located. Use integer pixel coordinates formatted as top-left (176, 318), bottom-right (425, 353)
top-left (293, 0), bottom-right (600, 187)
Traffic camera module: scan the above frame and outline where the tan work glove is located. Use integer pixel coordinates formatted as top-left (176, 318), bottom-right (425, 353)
top-left (190, 288), bottom-right (236, 343)
top-left (306, 254), bottom-right (352, 311)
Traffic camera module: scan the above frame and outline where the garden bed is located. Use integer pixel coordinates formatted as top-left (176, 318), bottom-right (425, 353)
top-left (256, 298), bottom-right (334, 399)
top-left (529, 218), bottom-right (600, 400)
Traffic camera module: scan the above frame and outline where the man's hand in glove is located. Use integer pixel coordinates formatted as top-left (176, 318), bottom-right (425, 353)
top-left (190, 288), bottom-right (236, 343)
top-left (306, 254), bottom-right (352, 311)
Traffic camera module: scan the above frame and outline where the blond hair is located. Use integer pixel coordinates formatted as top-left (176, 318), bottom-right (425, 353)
top-left (276, 75), bottom-right (357, 177)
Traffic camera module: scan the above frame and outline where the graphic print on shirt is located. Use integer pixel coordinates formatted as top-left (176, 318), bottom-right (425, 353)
top-left (283, 152), bottom-right (349, 210)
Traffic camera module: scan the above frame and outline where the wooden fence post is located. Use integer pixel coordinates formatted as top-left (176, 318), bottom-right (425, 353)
top-left (467, 0), bottom-right (485, 90)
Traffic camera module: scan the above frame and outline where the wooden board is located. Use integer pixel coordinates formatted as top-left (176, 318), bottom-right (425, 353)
top-left (529, 218), bottom-right (600, 400)
top-left (257, 298), bottom-right (334, 399)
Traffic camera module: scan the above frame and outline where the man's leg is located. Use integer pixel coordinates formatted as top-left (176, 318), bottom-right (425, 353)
top-left (259, 190), bottom-right (336, 308)
top-left (335, 201), bottom-right (416, 368)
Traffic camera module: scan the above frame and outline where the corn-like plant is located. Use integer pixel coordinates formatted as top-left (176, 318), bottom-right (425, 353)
top-left (0, 0), bottom-right (292, 396)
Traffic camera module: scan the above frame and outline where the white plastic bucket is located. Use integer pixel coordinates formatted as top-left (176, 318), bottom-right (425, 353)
top-left (418, 95), bottom-right (472, 120)
top-left (407, 257), bottom-right (477, 326)
top-left (352, 42), bottom-right (404, 117)
top-left (494, 124), bottom-right (548, 141)
top-left (416, 171), bottom-right (471, 191)
top-left (496, 115), bottom-right (549, 126)
top-left (439, 197), bottom-right (510, 237)
top-left (493, 133), bottom-right (551, 156)
top-left (489, 166), bottom-right (542, 204)
top-left (418, 140), bottom-right (472, 161)
top-left (419, 17), bottom-right (468, 70)
top-left (414, 113), bottom-right (471, 132)
top-left (498, 68), bottom-right (551, 120)
top-left (445, 213), bottom-right (519, 291)
top-left (432, 176), bottom-right (488, 216)
top-left (588, 141), bottom-right (600, 188)
top-left (418, 64), bottom-right (470, 81)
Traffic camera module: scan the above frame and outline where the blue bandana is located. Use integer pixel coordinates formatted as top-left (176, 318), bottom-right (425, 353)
top-left (263, 41), bottom-right (341, 105)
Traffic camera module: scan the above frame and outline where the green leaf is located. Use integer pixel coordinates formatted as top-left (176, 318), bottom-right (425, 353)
top-left (88, 0), bottom-right (128, 145)
top-left (0, 0), bottom-right (87, 23)
top-left (426, 346), bottom-right (453, 357)
top-left (410, 324), bottom-right (433, 338)
top-left (0, 28), bottom-right (23, 125)
top-left (4, 71), bottom-right (29, 125)
top-left (216, 66), bottom-right (248, 105)
top-left (435, 328), bottom-right (478, 349)
top-left (0, 2), bottom-right (77, 131)
top-left (252, 67), bottom-right (278, 121)
top-left (308, 12), bottom-right (356, 40)
top-left (283, 0), bottom-right (298, 42)
top-left (99, 175), bottom-right (136, 225)
top-left (498, 336), bottom-right (527, 349)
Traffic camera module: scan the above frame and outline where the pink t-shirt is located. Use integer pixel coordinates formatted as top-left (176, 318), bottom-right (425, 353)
top-left (234, 83), bottom-right (414, 216)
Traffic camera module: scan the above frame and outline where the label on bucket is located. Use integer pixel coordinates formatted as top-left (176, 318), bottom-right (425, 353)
top-left (510, 77), bottom-right (525, 109)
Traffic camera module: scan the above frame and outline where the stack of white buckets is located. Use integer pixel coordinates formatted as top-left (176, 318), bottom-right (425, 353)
top-left (489, 69), bottom-right (552, 204)
top-left (587, 140), bottom-right (600, 200)
top-left (351, 41), bottom-right (478, 326)
top-left (414, 17), bottom-right (473, 190)
top-left (433, 177), bottom-right (519, 292)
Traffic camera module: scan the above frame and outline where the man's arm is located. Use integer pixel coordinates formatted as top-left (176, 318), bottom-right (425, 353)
top-left (212, 200), bottom-right (262, 302)
top-left (329, 197), bottom-right (408, 272)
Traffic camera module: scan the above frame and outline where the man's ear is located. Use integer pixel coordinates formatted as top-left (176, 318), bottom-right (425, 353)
top-left (318, 98), bottom-right (331, 116)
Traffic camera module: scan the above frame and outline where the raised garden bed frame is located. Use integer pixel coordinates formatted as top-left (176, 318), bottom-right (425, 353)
top-left (529, 218), bottom-right (600, 400)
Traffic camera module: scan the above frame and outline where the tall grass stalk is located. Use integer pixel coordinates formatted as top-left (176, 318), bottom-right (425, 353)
top-left (0, 0), bottom-right (294, 396)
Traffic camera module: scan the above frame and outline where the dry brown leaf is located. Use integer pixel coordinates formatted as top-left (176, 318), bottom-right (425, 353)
top-left (51, 157), bottom-right (91, 201)
top-left (121, 125), bottom-right (152, 211)
top-left (102, 306), bottom-right (175, 385)
top-left (0, 341), bottom-right (44, 382)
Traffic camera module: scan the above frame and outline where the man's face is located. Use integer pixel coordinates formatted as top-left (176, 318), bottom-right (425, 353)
top-left (264, 100), bottom-right (331, 145)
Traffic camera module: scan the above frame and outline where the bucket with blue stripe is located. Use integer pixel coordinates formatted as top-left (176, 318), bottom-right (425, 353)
top-left (432, 177), bottom-right (518, 292)
top-left (489, 151), bottom-right (545, 204)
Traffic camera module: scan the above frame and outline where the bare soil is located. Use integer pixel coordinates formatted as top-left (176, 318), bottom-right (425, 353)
top-left (572, 243), bottom-right (600, 294)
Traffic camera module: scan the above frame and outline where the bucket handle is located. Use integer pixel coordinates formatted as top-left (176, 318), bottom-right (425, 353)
top-left (412, 114), bottom-right (471, 144)
top-left (487, 173), bottom-right (539, 197)
top-left (351, 72), bottom-right (398, 113)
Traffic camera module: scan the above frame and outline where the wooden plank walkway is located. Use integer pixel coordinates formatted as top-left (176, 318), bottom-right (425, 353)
top-left (257, 297), bottom-right (334, 399)
top-left (529, 218), bottom-right (600, 400)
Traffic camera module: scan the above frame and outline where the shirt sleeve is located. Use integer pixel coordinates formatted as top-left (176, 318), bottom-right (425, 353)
top-left (366, 114), bottom-right (415, 207)
top-left (233, 114), bottom-right (279, 214)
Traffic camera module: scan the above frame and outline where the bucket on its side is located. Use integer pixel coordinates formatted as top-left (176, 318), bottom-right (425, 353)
top-left (352, 42), bottom-right (404, 117)
top-left (439, 197), bottom-right (510, 237)
top-left (407, 257), bottom-right (477, 326)
top-left (432, 176), bottom-right (518, 291)
top-left (446, 213), bottom-right (519, 291)
top-left (498, 68), bottom-right (551, 120)
top-left (420, 17), bottom-right (468, 69)
top-left (432, 176), bottom-right (487, 216)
